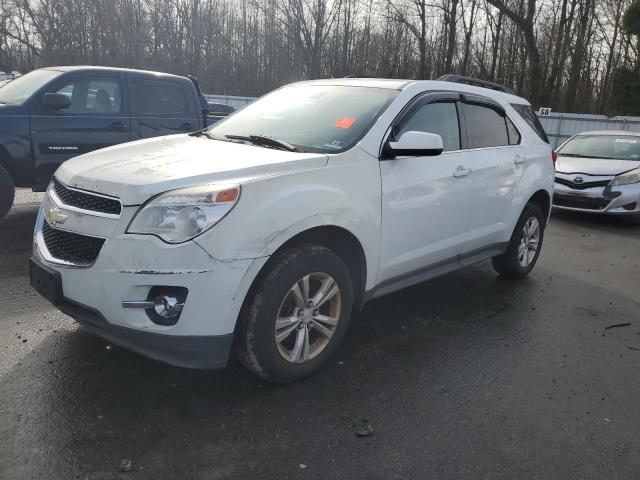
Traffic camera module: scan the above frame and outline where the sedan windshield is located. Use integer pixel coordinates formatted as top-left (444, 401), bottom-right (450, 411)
top-left (0, 69), bottom-right (62, 105)
top-left (558, 134), bottom-right (640, 161)
top-left (207, 85), bottom-right (398, 153)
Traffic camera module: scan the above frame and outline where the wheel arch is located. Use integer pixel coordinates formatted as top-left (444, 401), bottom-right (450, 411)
top-left (0, 144), bottom-right (16, 180)
top-left (240, 225), bottom-right (368, 322)
top-left (527, 189), bottom-right (551, 220)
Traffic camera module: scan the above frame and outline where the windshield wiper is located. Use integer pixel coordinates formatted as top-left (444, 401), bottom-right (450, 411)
top-left (225, 134), bottom-right (298, 152)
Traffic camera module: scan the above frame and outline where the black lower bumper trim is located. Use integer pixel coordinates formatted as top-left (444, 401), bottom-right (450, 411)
top-left (58, 299), bottom-right (233, 369)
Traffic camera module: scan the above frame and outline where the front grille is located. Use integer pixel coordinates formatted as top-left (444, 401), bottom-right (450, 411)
top-left (53, 179), bottom-right (121, 215)
top-left (554, 177), bottom-right (611, 190)
top-left (42, 222), bottom-right (105, 265)
top-left (553, 194), bottom-right (610, 210)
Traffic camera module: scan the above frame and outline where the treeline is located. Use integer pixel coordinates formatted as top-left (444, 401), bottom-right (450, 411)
top-left (0, 0), bottom-right (636, 114)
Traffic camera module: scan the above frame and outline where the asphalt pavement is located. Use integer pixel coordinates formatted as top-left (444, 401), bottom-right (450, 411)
top-left (1, 190), bottom-right (639, 479)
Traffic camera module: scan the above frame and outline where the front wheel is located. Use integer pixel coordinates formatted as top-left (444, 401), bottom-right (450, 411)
top-left (492, 203), bottom-right (545, 279)
top-left (0, 165), bottom-right (15, 220)
top-left (236, 244), bottom-right (354, 383)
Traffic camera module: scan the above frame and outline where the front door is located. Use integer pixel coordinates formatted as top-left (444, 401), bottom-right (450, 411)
top-left (30, 74), bottom-right (131, 187)
top-left (379, 94), bottom-right (475, 282)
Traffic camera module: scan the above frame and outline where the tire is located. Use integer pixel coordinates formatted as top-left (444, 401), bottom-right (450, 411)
top-left (236, 244), bottom-right (354, 383)
top-left (0, 165), bottom-right (15, 220)
top-left (492, 203), bottom-right (545, 279)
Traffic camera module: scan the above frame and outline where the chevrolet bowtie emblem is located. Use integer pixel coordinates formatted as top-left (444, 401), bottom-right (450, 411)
top-left (45, 207), bottom-right (67, 226)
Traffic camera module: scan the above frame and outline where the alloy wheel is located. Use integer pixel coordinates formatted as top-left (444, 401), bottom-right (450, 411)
top-left (518, 216), bottom-right (540, 267)
top-left (274, 272), bottom-right (342, 363)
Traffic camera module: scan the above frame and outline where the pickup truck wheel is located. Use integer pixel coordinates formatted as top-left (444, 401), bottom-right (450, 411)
top-left (492, 203), bottom-right (545, 279)
top-left (236, 244), bottom-right (354, 383)
top-left (0, 165), bottom-right (15, 220)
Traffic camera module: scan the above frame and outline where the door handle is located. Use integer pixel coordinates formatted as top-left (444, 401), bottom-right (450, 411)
top-left (109, 121), bottom-right (127, 130)
top-left (453, 165), bottom-right (471, 178)
top-left (514, 154), bottom-right (524, 164)
top-left (180, 122), bottom-right (194, 131)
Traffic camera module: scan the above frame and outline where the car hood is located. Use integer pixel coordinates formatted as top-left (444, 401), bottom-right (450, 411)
top-left (55, 134), bottom-right (328, 205)
top-left (556, 155), bottom-right (640, 176)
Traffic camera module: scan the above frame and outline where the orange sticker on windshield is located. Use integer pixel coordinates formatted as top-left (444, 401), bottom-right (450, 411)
top-left (335, 117), bottom-right (357, 129)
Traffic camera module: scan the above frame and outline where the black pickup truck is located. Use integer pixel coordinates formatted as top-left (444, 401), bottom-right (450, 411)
top-left (0, 66), bottom-right (220, 218)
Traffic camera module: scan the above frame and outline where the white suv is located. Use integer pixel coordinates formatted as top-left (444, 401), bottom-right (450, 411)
top-left (30, 76), bottom-right (554, 383)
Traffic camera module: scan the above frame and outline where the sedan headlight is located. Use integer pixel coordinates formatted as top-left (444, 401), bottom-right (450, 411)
top-left (127, 184), bottom-right (240, 243)
top-left (611, 167), bottom-right (640, 186)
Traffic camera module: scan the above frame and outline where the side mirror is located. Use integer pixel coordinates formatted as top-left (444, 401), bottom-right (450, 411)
top-left (386, 131), bottom-right (444, 158)
top-left (42, 93), bottom-right (71, 110)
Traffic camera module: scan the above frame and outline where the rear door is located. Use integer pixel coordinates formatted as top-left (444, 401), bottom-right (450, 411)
top-left (461, 96), bottom-right (522, 254)
top-left (129, 76), bottom-right (199, 139)
top-left (30, 73), bottom-right (130, 186)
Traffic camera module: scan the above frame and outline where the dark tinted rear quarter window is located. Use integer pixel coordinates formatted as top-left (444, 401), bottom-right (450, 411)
top-left (506, 116), bottom-right (521, 145)
top-left (511, 103), bottom-right (549, 143)
top-left (464, 103), bottom-right (509, 148)
top-left (133, 81), bottom-right (189, 115)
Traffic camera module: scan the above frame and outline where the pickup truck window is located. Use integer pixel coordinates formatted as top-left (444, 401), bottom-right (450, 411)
top-left (0, 69), bottom-right (61, 105)
top-left (207, 85), bottom-right (398, 154)
top-left (54, 77), bottom-right (122, 114)
top-left (133, 81), bottom-right (189, 115)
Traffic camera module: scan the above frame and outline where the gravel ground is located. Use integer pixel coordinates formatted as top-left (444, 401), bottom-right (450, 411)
top-left (0, 201), bottom-right (639, 480)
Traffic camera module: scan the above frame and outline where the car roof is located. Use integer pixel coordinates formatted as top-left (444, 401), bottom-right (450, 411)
top-left (42, 65), bottom-right (188, 81)
top-left (288, 78), bottom-right (529, 104)
top-left (289, 78), bottom-right (414, 90)
top-left (574, 130), bottom-right (640, 137)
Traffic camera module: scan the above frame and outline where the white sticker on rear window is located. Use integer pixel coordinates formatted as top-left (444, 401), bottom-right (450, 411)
top-left (614, 138), bottom-right (638, 144)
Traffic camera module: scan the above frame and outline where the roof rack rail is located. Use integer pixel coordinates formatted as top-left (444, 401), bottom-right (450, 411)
top-left (437, 74), bottom-right (517, 95)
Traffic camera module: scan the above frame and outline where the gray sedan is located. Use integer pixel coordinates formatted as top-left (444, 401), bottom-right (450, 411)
top-left (553, 130), bottom-right (640, 222)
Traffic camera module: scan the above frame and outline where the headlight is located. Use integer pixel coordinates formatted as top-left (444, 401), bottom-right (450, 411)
top-left (127, 184), bottom-right (240, 243)
top-left (611, 167), bottom-right (640, 186)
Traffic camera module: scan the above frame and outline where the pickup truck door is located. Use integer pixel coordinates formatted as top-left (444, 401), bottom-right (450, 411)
top-left (30, 73), bottom-right (131, 188)
top-left (378, 93), bottom-right (474, 284)
top-left (129, 76), bottom-right (201, 139)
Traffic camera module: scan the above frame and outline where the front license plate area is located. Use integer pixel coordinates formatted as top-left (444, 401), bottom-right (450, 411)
top-left (29, 257), bottom-right (63, 305)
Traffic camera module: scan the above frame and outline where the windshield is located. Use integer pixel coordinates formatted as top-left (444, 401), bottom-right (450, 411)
top-left (0, 69), bottom-right (62, 105)
top-left (558, 134), bottom-right (640, 161)
top-left (207, 85), bottom-right (398, 153)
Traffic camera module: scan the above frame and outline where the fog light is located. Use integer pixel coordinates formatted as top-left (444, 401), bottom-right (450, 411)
top-left (153, 295), bottom-right (183, 320)
top-left (122, 286), bottom-right (188, 326)
top-left (147, 286), bottom-right (188, 326)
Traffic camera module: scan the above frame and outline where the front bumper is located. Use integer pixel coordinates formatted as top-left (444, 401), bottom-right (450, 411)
top-left (32, 190), bottom-right (266, 369)
top-left (58, 292), bottom-right (234, 369)
top-left (552, 176), bottom-right (640, 215)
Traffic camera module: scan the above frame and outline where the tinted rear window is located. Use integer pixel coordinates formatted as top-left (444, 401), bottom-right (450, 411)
top-left (511, 103), bottom-right (549, 143)
top-left (133, 81), bottom-right (189, 115)
top-left (464, 103), bottom-right (509, 148)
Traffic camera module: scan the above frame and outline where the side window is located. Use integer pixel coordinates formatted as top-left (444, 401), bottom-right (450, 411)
top-left (511, 103), bottom-right (549, 143)
top-left (397, 101), bottom-right (461, 151)
top-left (133, 81), bottom-right (189, 115)
top-left (54, 77), bottom-right (121, 114)
top-left (506, 116), bottom-right (521, 145)
top-left (464, 103), bottom-right (509, 148)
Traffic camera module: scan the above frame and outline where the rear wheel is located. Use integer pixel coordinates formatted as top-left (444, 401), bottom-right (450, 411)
top-left (0, 165), bottom-right (15, 220)
top-left (236, 244), bottom-right (354, 383)
top-left (492, 203), bottom-right (545, 279)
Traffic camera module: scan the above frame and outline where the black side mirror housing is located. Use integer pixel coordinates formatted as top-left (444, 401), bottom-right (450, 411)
top-left (42, 93), bottom-right (71, 110)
